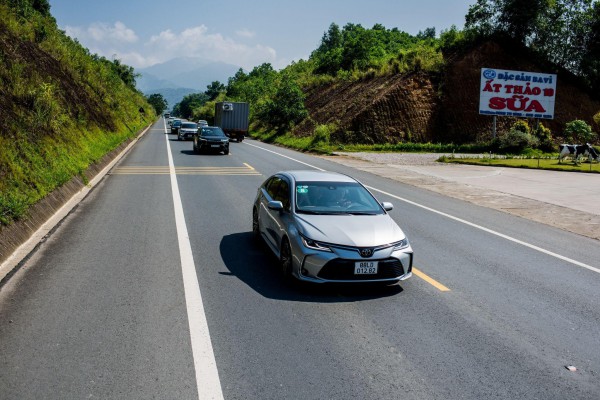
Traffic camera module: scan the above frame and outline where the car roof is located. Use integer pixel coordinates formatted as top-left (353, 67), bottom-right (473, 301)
top-left (283, 170), bottom-right (356, 183)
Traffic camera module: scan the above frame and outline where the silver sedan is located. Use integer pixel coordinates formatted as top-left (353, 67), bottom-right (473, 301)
top-left (252, 170), bottom-right (413, 284)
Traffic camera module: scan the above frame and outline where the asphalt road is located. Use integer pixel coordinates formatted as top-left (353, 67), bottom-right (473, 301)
top-left (1, 118), bottom-right (599, 399)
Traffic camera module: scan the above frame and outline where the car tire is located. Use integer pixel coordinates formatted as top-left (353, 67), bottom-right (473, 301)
top-left (280, 238), bottom-right (293, 281)
top-left (224, 148), bottom-right (229, 155)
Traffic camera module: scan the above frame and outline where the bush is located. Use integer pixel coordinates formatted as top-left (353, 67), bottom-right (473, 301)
top-left (532, 122), bottom-right (554, 152)
top-left (309, 124), bottom-right (335, 151)
top-left (564, 119), bottom-right (597, 143)
top-left (511, 119), bottom-right (530, 134)
top-left (498, 128), bottom-right (539, 152)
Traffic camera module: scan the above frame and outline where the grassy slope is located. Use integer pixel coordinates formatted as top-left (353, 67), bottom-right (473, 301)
top-left (0, 2), bottom-right (155, 226)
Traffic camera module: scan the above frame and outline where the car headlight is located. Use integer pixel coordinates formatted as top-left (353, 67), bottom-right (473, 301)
top-left (392, 238), bottom-right (410, 250)
top-left (222, 139), bottom-right (229, 143)
top-left (300, 234), bottom-right (332, 252)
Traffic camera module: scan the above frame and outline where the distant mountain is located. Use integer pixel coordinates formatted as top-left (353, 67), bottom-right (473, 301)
top-left (137, 58), bottom-right (240, 108)
top-left (143, 87), bottom-right (199, 112)
top-left (137, 58), bottom-right (240, 92)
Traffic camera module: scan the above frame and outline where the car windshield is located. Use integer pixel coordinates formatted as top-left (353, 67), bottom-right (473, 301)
top-left (200, 127), bottom-right (225, 136)
top-left (295, 181), bottom-right (384, 215)
top-left (181, 123), bottom-right (197, 129)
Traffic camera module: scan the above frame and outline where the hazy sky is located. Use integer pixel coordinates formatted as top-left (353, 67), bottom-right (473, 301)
top-left (49, 0), bottom-right (474, 70)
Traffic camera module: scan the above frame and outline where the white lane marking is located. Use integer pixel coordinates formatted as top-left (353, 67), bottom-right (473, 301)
top-left (244, 141), bottom-right (325, 171)
top-left (165, 133), bottom-right (225, 400)
top-left (366, 186), bottom-right (600, 275)
top-left (246, 142), bottom-right (600, 275)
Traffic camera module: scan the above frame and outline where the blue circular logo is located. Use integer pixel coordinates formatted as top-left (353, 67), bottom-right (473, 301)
top-left (483, 69), bottom-right (496, 79)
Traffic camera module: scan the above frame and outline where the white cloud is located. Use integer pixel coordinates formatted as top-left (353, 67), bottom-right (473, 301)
top-left (66, 21), bottom-right (138, 45)
top-left (146, 25), bottom-right (276, 70)
top-left (63, 22), bottom-right (279, 70)
top-left (235, 29), bottom-right (256, 38)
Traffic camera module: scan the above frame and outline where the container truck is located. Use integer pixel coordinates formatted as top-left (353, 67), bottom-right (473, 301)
top-left (214, 102), bottom-right (249, 142)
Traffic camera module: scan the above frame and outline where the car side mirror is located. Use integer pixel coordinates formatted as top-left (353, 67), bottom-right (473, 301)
top-left (381, 202), bottom-right (393, 211)
top-left (268, 201), bottom-right (284, 211)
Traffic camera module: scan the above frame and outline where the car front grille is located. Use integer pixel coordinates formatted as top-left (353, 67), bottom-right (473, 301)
top-left (317, 258), bottom-right (405, 281)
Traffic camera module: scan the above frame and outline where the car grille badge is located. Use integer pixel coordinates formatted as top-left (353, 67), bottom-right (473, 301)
top-left (359, 248), bottom-right (374, 258)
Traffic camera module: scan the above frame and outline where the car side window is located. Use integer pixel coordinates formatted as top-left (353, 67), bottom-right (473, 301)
top-left (276, 180), bottom-right (291, 211)
top-left (265, 177), bottom-right (290, 211)
top-left (265, 178), bottom-right (281, 199)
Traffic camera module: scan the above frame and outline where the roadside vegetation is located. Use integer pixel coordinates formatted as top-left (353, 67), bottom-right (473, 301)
top-left (440, 155), bottom-right (600, 173)
top-left (0, 0), bottom-right (154, 226)
top-left (171, 0), bottom-right (599, 162)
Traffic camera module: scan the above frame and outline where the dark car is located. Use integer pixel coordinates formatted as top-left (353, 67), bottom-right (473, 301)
top-left (170, 119), bottom-right (182, 134)
top-left (193, 126), bottom-right (230, 155)
top-left (178, 122), bottom-right (198, 141)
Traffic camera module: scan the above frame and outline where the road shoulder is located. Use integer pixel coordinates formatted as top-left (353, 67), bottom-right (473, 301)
top-left (320, 153), bottom-right (600, 241)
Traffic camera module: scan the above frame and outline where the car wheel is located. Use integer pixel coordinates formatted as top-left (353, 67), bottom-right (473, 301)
top-left (224, 148), bottom-right (229, 155)
top-left (280, 238), bottom-right (293, 280)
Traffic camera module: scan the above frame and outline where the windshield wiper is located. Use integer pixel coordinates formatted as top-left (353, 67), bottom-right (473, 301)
top-left (296, 209), bottom-right (325, 215)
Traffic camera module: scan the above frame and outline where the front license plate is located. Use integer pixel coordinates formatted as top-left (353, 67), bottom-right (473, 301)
top-left (354, 261), bottom-right (378, 275)
top-left (210, 144), bottom-right (220, 148)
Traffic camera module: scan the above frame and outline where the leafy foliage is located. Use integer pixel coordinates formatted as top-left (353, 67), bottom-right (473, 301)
top-left (532, 122), bottom-right (554, 152)
top-left (205, 81), bottom-right (226, 100)
top-left (564, 119), bottom-right (597, 142)
top-left (173, 92), bottom-right (209, 119)
top-left (492, 119), bottom-right (539, 152)
top-left (256, 73), bottom-right (307, 132)
top-left (0, 0), bottom-right (153, 226)
top-left (464, 0), bottom-right (600, 94)
top-left (146, 93), bottom-right (168, 115)
top-left (310, 22), bottom-right (437, 76)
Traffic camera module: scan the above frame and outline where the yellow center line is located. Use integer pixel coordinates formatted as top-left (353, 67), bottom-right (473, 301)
top-left (111, 165), bottom-right (261, 176)
top-left (412, 267), bottom-right (451, 292)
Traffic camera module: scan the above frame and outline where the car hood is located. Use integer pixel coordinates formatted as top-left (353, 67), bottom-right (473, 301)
top-left (295, 213), bottom-right (405, 247)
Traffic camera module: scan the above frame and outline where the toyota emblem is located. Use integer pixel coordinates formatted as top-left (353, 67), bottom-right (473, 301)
top-left (360, 248), bottom-right (374, 258)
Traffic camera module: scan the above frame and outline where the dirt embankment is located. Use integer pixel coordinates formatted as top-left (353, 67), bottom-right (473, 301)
top-left (294, 41), bottom-right (600, 144)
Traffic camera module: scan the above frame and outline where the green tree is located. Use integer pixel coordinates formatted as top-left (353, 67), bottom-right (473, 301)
top-left (9, 0), bottom-right (51, 18)
top-left (172, 92), bottom-right (209, 119)
top-left (146, 93), bottom-right (168, 115)
top-left (579, 1), bottom-right (600, 93)
top-left (311, 23), bottom-right (344, 74)
top-left (205, 81), bottom-right (225, 101)
top-left (110, 58), bottom-right (139, 90)
top-left (257, 73), bottom-right (307, 132)
top-left (417, 27), bottom-right (436, 39)
top-left (564, 119), bottom-right (597, 142)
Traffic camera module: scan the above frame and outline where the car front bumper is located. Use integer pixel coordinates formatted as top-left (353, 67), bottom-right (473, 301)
top-left (198, 140), bottom-right (229, 152)
top-left (291, 236), bottom-right (413, 284)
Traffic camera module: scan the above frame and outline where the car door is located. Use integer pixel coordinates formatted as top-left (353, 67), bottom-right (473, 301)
top-left (269, 177), bottom-right (292, 252)
top-left (259, 176), bottom-right (291, 253)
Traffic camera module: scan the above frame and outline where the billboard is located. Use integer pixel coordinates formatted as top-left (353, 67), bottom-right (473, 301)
top-left (479, 68), bottom-right (557, 119)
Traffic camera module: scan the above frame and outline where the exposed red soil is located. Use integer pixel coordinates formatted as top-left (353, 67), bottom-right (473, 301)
top-left (294, 40), bottom-right (600, 145)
